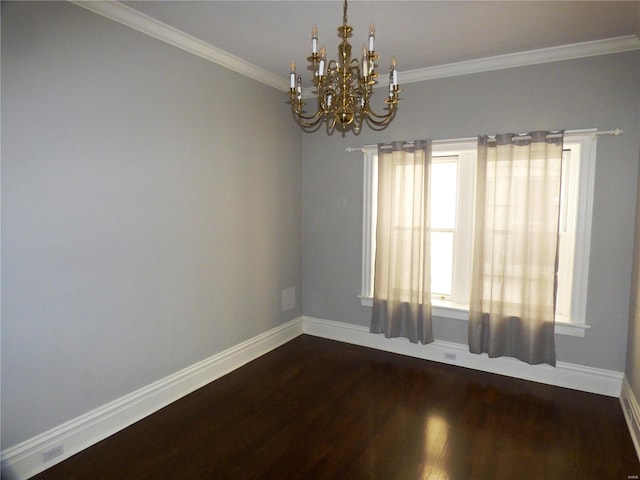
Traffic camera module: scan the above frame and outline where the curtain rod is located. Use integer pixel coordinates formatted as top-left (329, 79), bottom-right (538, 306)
top-left (345, 128), bottom-right (624, 152)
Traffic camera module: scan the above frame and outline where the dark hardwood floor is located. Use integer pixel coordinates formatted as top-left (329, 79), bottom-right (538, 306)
top-left (32, 335), bottom-right (639, 480)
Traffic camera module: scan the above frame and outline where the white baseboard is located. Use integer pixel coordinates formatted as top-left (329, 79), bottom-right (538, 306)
top-left (621, 377), bottom-right (640, 461)
top-left (2, 314), bottom-right (626, 479)
top-left (302, 316), bottom-right (623, 397)
top-left (0, 317), bottom-right (303, 480)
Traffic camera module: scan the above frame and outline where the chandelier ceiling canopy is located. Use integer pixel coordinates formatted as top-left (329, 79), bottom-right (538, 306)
top-left (289, 0), bottom-right (400, 135)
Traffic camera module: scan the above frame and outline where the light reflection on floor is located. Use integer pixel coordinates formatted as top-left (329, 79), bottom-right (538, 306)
top-left (420, 414), bottom-right (450, 479)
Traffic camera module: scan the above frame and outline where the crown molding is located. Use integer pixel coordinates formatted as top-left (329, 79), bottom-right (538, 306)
top-left (400, 35), bottom-right (640, 85)
top-left (70, 1), bottom-right (289, 91)
top-left (70, 1), bottom-right (638, 94)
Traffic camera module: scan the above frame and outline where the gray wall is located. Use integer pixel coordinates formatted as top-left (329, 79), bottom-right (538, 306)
top-left (625, 69), bottom-right (640, 400)
top-left (1, 2), bottom-right (302, 448)
top-left (303, 51), bottom-right (640, 372)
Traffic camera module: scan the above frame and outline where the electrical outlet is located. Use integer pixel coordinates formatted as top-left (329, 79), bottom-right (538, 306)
top-left (281, 286), bottom-right (296, 312)
top-left (42, 444), bottom-right (64, 463)
top-left (444, 352), bottom-right (457, 361)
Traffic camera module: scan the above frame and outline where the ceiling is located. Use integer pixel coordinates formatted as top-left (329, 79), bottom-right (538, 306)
top-left (118, 1), bottom-right (640, 84)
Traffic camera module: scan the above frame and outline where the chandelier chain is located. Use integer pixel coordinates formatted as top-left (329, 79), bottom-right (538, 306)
top-left (343, 0), bottom-right (347, 27)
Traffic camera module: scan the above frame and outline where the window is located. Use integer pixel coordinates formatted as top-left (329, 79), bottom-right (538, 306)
top-left (429, 157), bottom-right (458, 297)
top-left (360, 132), bottom-right (596, 337)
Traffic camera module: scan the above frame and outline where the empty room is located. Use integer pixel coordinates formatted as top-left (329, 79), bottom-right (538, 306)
top-left (2, 1), bottom-right (640, 479)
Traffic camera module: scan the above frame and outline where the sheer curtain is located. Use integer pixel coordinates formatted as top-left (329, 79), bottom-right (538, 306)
top-left (371, 140), bottom-right (433, 344)
top-left (469, 131), bottom-right (563, 366)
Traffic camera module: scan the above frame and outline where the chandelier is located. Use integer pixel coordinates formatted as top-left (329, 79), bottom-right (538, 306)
top-left (289, 0), bottom-right (400, 134)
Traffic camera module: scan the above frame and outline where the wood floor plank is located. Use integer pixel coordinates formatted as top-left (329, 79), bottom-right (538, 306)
top-left (32, 335), bottom-right (640, 479)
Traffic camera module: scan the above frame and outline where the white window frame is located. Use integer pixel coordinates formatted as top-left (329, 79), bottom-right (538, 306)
top-left (431, 142), bottom-right (476, 307)
top-left (555, 131), bottom-right (596, 336)
top-left (359, 131), bottom-right (596, 337)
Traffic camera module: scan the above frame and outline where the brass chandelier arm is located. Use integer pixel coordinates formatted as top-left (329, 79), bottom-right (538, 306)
top-left (365, 101), bottom-right (397, 120)
top-left (365, 110), bottom-right (397, 128)
top-left (362, 109), bottom-right (395, 127)
top-left (290, 95), bottom-right (326, 125)
top-left (292, 107), bottom-right (325, 126)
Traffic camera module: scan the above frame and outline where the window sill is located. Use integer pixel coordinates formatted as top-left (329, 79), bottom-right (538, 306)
top-left (358, 295), bottom-right (590, 337)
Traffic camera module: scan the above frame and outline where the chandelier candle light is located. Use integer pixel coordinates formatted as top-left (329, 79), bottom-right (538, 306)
top-left (289, 0), bottom-right (400, 134)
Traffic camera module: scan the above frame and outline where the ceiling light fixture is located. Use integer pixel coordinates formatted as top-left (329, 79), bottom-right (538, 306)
top-left (289, 0), bottom-right (400, 135)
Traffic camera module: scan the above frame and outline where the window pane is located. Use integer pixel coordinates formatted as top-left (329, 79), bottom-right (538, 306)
top-left (431, 231), bottom-right (453, 296)
top-left (430, 160), bottom-right (457, 229)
